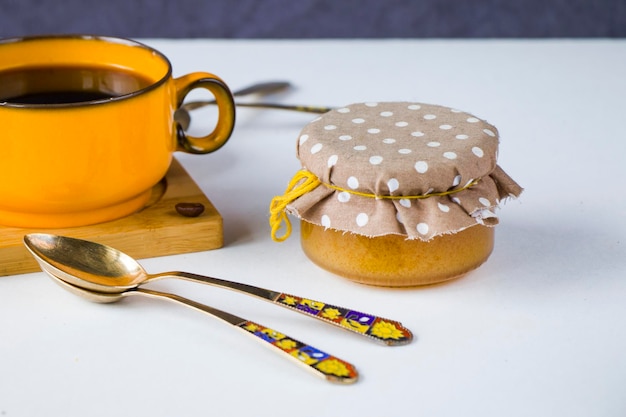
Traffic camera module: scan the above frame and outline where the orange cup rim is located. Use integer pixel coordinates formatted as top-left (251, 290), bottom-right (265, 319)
top-left (0, 34), bottom-right (172, 109)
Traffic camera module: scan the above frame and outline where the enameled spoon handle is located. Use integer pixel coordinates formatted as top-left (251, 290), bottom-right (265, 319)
top-left (272, 292), bottom-right (412, 346)
top-left (133, 288), bottom-right (358, 384)
top-left (151, 272), bottom-right (413, 346)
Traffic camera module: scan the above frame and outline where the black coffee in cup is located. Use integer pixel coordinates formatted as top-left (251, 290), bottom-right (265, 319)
top-left (0, 65), bottom-right (153, 105)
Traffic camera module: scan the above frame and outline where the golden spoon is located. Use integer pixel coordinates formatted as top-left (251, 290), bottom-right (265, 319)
top-left (42, 269), bottom-right (358, 384)
top-left (24, 233), bottom-right (412, 346)
top-left (174, 81), bottom-right (332, 130)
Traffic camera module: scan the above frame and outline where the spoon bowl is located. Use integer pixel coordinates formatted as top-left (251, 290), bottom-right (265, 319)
top-left (46, 270), bottom-right (123, 303)
top-left (25, 233), bottom-right (146, 293)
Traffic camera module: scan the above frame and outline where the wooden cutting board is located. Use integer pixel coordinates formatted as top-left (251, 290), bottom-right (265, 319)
top-left (0, 158), bottom-right (223, 277)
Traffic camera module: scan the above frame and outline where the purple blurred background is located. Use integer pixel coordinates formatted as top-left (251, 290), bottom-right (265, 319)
top-left (1, 0), bottom-right (624, 38)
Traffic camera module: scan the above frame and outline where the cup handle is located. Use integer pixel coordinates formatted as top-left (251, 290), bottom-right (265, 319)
top-left (174, 73), bottom-right (236, 154)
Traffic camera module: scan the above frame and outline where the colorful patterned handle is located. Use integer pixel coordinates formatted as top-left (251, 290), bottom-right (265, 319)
top-left (152, 271), bottom-right (412, 347)
top-left (155, 272), bottom-right (412, 346)
top-left (274, 293), bottom-right (413, 346)
top-left (238, 321), bottom-right (358, 384)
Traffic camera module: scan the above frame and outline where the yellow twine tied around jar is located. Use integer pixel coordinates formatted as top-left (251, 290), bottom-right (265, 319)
top-left (269, 170), bottom-right (480, 242)
top-left (270, 170), bottom-right (322, 242)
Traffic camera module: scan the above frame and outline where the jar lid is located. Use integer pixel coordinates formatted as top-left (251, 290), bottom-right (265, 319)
top-left (270, 102), bottom-right (522, 241)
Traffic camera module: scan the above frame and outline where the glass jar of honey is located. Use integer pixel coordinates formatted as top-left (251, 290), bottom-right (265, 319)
top-left (270, 102), bottom-right (522, 286)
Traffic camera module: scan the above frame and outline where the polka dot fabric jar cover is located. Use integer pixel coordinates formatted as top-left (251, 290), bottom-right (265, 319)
top-left (271, 102), bottom-right (522, 241)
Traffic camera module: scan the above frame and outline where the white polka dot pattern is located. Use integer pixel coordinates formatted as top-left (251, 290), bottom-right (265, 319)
top-left (287, 102), bottom-right (523, 240)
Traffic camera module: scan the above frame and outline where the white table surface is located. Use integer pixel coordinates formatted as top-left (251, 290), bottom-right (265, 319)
top-left (1, 39), bottom-right (625, 417)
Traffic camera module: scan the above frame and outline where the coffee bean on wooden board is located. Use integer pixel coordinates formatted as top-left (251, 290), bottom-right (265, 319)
top-left (175, 202), bottom-right (205, 217)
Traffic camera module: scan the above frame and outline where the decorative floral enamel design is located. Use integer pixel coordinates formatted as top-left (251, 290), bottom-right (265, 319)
top-left (239, 321), bottom-right (357, 381)
top-left (276, 293), bottom-right (411, 345)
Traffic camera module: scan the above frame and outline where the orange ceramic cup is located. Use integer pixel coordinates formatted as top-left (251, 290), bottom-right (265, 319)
top-left (0, 35), bottom-right (235, 228)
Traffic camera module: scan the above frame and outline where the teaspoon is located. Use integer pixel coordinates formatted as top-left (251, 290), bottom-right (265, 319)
top-left (24, 233), bottom-right (412, 346)
top-left (174, 80), bottom-right (332, 130)
top-left (174, 80), bottom-right (291, 130)
top-left (42, 269), bottom-right (358, 384)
